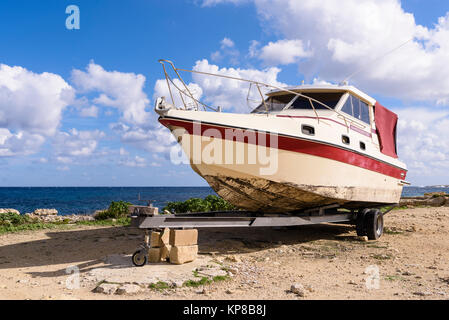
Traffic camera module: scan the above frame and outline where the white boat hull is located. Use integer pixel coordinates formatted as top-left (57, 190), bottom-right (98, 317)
top-left (161, 114), bottom-right (406, 212)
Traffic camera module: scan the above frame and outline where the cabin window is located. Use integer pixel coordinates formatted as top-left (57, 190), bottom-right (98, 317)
top-left (342, 135), bottom-right (350, 145)
top-left (251, 91), bottom-right (345, 113)
top-left (301, 125), bottom-right (315, 135)
top-left (341, 95), bottom-right (370, 124)
top-left (251, 94), bottom-right (295, 113)
top-left (360, 101), bottom-right (370, 124)
top-left (290, 92), bottom-right (343, 110)
top-left (360, 141), bottom-right (366, 150)
top-left (352, 97), bottom-right (361, 120)
top-left (341, 96), bottom-right (353, 116)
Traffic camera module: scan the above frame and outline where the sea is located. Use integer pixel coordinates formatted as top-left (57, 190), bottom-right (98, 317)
top-left (0, 186), bottom-right (446, 216)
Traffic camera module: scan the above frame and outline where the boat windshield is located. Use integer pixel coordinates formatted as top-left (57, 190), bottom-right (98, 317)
top-left (251, 92), bottom-right (344, 113)
top-left (251, 94), bottom-right (295, 113)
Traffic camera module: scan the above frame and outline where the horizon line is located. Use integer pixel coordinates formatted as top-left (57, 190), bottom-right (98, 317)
top-left (0, 185), bottom-right (212, 188)
top-left (0, 185), bottom-right (432, 188)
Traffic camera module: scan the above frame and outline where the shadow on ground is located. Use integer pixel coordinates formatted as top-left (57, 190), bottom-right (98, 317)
top-left (0, 223), bottom-right (355, 278)
top-left (198, 224), bottom-right (355, 254)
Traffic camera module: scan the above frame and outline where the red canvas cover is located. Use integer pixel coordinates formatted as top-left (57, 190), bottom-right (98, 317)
top-left (374, 102), bottom-right (398, 158)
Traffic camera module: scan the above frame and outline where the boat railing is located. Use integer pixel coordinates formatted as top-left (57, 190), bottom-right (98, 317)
top-left (158, 59), bottom-right (368, 130)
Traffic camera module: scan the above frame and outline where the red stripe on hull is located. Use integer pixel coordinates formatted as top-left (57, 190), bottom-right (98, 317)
top-left (159, 117), bottom-right (407, 180)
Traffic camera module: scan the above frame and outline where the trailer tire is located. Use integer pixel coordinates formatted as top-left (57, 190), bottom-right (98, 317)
top-left (132, 250), bottom-right (147, 267)
top-left (365, 209), bottom-right (383, 240)
top-left (356, 209), bottom-right (369, 236)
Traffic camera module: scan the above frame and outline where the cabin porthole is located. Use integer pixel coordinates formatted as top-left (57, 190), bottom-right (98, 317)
top-left (360, 141), bottom-right (366, 150)
top-left (301, 125), bottom-right (315, 136)
top-left (342, 135), bottom-right (350, 145)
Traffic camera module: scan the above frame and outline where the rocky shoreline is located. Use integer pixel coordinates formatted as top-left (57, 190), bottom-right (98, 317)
top-left (0, 208), bottom-right (95, 223)
top-left (399, 192), bottom-right (449, 207)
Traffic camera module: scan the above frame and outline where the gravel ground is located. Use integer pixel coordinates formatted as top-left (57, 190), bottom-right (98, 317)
top-left (0, 206), bottom-right (448, 300)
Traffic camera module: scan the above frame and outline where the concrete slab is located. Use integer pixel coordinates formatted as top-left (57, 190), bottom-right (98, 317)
top-left (84, 254), bottom-right (218, 286)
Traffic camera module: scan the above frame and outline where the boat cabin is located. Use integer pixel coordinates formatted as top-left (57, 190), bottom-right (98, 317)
top-left (252, 85), bottom-right (399, 159)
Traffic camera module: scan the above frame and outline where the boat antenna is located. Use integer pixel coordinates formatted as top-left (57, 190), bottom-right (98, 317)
top-left (339, 37), bottom-right (415, 85)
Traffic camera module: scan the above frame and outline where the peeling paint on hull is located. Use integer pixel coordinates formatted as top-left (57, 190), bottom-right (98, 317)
top-left (203, 174), bottom-right (388, 212)
top-left (204, 174), bottom-right (345, 212)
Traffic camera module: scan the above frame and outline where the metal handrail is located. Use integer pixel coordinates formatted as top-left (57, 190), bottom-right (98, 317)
top-left (159, 60), bottom-right (220, 112)
top-left (158, 59), bottom-right (363, 128)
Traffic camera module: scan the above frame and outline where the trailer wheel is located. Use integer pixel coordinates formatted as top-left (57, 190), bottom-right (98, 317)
top-left (132, 250), bottom-right (147, 267)
top-left (356, 208), bottom-right (369, 236)
top-left (365, 209), bottom-right (383, 240)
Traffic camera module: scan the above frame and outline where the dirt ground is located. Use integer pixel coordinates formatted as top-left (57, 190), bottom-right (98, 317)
top-left (0, 206), bottom-right (448, 300)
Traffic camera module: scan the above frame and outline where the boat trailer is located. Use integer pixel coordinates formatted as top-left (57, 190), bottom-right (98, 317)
top-left (129, 203), bottom-right (397, 266)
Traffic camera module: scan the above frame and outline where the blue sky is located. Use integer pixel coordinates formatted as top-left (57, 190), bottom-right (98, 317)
top-left (1, 0), bottom-right (449, 186)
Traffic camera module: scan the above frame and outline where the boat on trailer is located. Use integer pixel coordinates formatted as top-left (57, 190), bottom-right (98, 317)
top-left (155, 60), bottom-right (408, 214)
top-left (130, 60), bottom-right (410, 265)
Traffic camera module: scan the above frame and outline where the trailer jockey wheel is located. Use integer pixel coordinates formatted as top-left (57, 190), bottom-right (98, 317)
top-left (365, 209), bottom-right (384, 240)
top-left (132, 250), bottom-right (147, 267)
top-left (356, 208), bottom-right (370, 236)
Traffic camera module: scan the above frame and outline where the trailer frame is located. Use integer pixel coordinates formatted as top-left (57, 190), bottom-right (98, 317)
top-left (129, 203), bottom-right (397, 266)
top-left (130, 204), bottom-right (358, 229)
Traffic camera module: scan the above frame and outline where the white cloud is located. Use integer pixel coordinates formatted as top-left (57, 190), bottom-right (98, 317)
top-left (71, 62), bottom-right (150, 126)
top-left (110, 119), bottom-right (175, 156)
top-left (119, 155), bottom-right (147, 168)
top-left (0, 129), bottom-right (45, 157)
top-left (0, 64), bottom-right (74, 136)
top-left (201, 0), bottom-right (248, 7)
top-left (312, 78), bottom-right (333, 85)
top-left (116, 124), bottom-right (176, 154)
top-left (153, 78), bottom-right (203, 110)
top-left (0, 63), bottom-right (73, 157)
top-left (248, 40), bottom-right (260, 58)
top-left (53, 129), bottom-right (105, 158)
top-left (79, 105), bottom-right (99, 118)
top-left (209, 0), bottom-right (449, 104)
top-left (118, 155), bottom-right (161, 168)
top-left (211, 51), bottom-right (222, 62)
top-left (258, 39), bottom-right (312, 65)
top-left (119, 147), bottom-right (129, 156)
top-left (395, 107), bottom-right (449, 183)
top-left (56, 156), bottom-right (73, 164)
top-left (221, 37), bottom-right (235, 48)
top-left (191, 59), bottom-right (287, 112)
top-left (211, 37), bottom-right (240, 64)
top-left (69, 62), bottom-right (184, 158)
